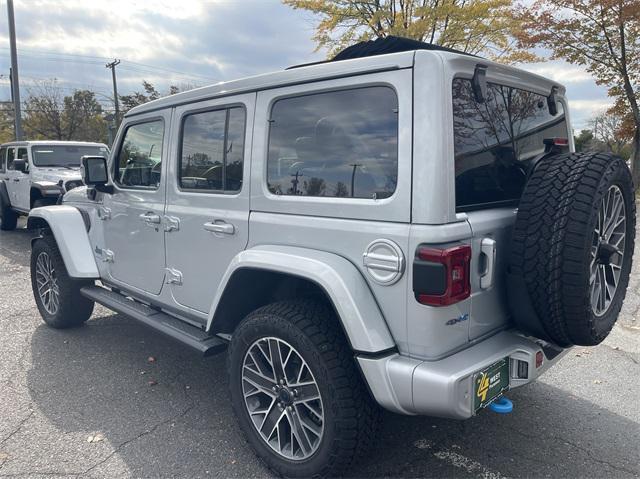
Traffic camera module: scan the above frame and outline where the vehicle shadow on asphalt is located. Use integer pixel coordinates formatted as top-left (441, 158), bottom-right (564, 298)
top-left (0, 224), bottom-right (36, 269)
top-left (27, 314), bottom-right (639, 479)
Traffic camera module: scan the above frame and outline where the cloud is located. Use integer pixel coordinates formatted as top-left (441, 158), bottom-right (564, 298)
top-left (1, 0), bottom-right (324, 106)
top-left (521, 62), bottom-right (593, 85)
top-left (1, 0), bottom-right (611, 136)
top-left (569, 98), bottom-right (614, 113)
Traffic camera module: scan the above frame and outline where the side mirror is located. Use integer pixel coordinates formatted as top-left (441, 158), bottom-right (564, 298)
top-left (14, 158), bottom-right (27, 173)
top-left (81, 156), bottom-right (113, 194)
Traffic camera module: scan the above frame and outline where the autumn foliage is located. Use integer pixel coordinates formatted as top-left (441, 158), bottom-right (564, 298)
top-left (284, 0), bottom-right (535, 62)
top-left (516, 0), bottom-right (640, 184)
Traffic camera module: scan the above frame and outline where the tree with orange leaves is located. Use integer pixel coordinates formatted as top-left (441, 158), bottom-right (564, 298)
top-left (284, 0), bottom-right (533, 63)
top-left (517, 0), bottom-right (640, 186)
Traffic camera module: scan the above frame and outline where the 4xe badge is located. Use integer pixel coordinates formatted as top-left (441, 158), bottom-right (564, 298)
top-left (446, 313), bottom-right (469, 326)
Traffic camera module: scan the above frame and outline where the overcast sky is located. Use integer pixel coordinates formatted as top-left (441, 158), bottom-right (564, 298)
top-left (0, 0), bottom-right (610, 130)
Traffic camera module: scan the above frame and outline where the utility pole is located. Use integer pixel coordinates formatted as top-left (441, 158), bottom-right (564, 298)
top-left (106, 59), bottom-right (121, 126)
top-left (7, 0), bottom-right (22, 140)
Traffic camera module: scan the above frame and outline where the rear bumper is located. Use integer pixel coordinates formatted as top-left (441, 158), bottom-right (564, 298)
top-left (357, 330), bottom-right (568, 419)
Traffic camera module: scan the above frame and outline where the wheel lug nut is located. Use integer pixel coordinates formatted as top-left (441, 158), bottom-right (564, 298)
top-left (279, 379), bottom-right (284, 385)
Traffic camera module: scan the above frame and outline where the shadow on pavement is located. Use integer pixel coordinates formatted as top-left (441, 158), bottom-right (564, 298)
top-left (0, 224), bottom-right (37, 269)
top-left (26, 315), bottom-right (640, 478)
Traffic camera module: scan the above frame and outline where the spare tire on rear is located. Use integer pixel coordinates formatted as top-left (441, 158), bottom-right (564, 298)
top-left (508, 152), bottom-right (635, 346)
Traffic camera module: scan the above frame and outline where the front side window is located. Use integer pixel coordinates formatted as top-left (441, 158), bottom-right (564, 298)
top-left (115, 120), bottom-right (164, 189)
top-left (453, 78), bottom-right (568, 211)
top-left (0, 148), bottom-right (6, 173)
top-left (32, 145), bottom-right (108, 167)
top-left (179, 106), bottom-right (246, 192)
top-left (6, 148), bottom-right (15, 170)
top-left (267, 86), bottom-right (398, 199)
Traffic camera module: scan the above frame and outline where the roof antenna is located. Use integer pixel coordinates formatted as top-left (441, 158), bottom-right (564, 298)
top-left (547, 86), bottom-right (559, 116)
top-left (472, 64), bottom-right (488, 103)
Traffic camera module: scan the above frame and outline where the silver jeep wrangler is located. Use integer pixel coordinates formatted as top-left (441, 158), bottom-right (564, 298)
top-left (26, 38), bottom-right (635, 478)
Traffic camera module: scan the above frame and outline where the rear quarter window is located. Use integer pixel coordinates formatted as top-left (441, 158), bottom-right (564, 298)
top-left (267, 86), bottom-right (398, 200)
top-left (453, 78), bottom-right (568, 211)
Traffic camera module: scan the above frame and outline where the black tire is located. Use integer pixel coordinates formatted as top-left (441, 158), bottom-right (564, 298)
top-left (31, 235), bottom-right (94, 328)
top-left (228, 299), bottom-right (380, 478)
top-left (510, 152), bottom-right (635, 346)
top-left (0, 193), bottom-right (18, 231)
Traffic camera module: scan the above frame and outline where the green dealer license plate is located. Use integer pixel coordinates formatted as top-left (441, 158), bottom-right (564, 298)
top-left (474, 357), bottom-right (510, 412)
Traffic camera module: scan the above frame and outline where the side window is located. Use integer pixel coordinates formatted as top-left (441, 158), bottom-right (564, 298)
top-left (115, 120), bottom-right (164, 189)
top-left (179, 106), bottom-right (246, 192)
top-left (6, 148), bottom-right (15, 171)
top-left (0, 148), bottom-right (6, 173)
top-left (267, 86), bottom-right (398, 199)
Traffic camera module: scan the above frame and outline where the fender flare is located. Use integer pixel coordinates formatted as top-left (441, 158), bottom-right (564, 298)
top-left (31, 181), bottom-right (64, 198)
top-left (28, 205), bottom-right (99, 279)
top-left (0, 181), bottom-right (11, 207)
top-left (207, 245), bottom-right (396, 353)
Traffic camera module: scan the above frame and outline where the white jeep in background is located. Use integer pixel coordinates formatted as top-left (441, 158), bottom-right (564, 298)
top-left (0, 141), bottom-right (109, 230)
top-left (24, 37), bottom-right (635, 478)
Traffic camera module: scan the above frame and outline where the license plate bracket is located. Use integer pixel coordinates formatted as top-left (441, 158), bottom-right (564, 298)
top-left (473, 357), bottom-right (510, 412)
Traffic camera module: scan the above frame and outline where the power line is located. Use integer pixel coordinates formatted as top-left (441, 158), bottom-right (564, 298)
top-left (0, 47), bottom-right (218, 83)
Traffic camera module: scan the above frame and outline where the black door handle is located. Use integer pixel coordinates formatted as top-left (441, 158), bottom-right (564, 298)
top-left (13, 179), bottom-right (20, 182)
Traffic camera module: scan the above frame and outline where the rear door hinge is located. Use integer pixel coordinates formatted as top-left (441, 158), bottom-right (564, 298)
top-left (163, 215), bottom-right (180, 232)
top-left (97, 206), bottom-right (111, 220)
top-left (165, 268), bottom-right (183, 285)
top-left (94, 246), bottom-right (114, 263)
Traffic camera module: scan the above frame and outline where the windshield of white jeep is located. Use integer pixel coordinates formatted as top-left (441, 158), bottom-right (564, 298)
top-left (31, 145), bottom-right (109, 167)
top-left (452, 78), bottom-right (569, 212)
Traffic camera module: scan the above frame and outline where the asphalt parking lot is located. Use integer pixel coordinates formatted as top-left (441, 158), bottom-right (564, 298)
top-left (0, 217), bottom-right (638, 478)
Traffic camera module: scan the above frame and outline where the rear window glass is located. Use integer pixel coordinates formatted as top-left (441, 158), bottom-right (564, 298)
top-left (267, 86), bottom-right (398, 199)
top-left (179, 106), bottom-right (246, 193)
top-left (453, 78), bottom-right (568, 211)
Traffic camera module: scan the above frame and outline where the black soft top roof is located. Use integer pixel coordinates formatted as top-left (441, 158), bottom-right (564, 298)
top-left (288, 36), bottom-right (477, 69)
top-left (333, 36), bottom-right (476, 61)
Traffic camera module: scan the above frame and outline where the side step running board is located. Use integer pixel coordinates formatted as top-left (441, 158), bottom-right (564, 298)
top-left (80, 285), bottom-right (227, 357)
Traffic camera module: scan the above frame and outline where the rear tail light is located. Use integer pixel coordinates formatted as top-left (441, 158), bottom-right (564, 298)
top-left (536, 351), bottom-right (544, 368)
top-left (544, 137), bottom-right (569, 146)
top-left (413, 244), bottom-right (471, 306)
top-left (543, 137), bottom-right (570, 153)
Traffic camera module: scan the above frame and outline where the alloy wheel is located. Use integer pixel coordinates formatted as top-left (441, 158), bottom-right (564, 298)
top-left (590, 185), bottom-right (626, 316)
top-left (241, 337), bottom-right (324, 461)
top-left (35, 251), bottom-right (60, 315)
